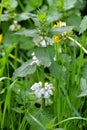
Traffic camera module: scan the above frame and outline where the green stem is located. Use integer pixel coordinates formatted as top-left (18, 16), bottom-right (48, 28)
top-left (54, 43), bottom-right (59, 62)
top-left (17, 0), bottom-right (25, 11)
top-left (14, 45), bottom-right (18, 68)
top-left (41, 66), bottom-right (45, 109)
top-left (68, 36), bottom-right (87, 54)
top-left (9, 54), bottom-right (22, 63)
top-left (0, 0), bottom-right (4, 24)
top-left (54, 116), bottom-right (87, 126)
top-left (42, 98), bottom-right (45, 109)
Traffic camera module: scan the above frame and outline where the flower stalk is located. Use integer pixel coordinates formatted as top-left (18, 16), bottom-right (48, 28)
top-left (42, 98), bottom-right (45, 109)
top-left (42, 66), bottom-right (45, 109)
top-left (67, 36), bottom-right (87, 54)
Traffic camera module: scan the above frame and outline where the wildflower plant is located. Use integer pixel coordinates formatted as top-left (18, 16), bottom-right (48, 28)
top-left (31, 81), bottom-right (54, 99)
top-left (1, 0), bottom-right (87, 130)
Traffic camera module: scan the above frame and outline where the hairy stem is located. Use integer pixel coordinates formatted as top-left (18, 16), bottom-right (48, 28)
top-left (68, 36), bottom-right (87, 54)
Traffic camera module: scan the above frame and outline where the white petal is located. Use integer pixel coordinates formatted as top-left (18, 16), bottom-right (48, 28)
top-left (48, 89), bottom-right (53, 95)
top-left (31, 52), bottom-right (35, 56)
top-left (32, 56), bottom-right (37, 60)
top-left (14, 20), bottom-right (17, 24)
top-left (36, 92), bottom-right (42, 98)
top-left (9, 24), bottom-right (15, 31)
top-left (53, 55), bottom-right (56, 61)
top-left (40, 40), bottom-right (46, 47)
top-left (40, 88), bottom-right (45, 94)
top-left (44, 92), bottom-right (50, 98)
top-left (30, 60), bottom-right (37, 66)
top-left (48, 84), bottom-right (54, 89)
top-left (31, 83), bottom-right (39, 90)
top-left (38, 81), bottom-right (42, 87)
top-left (34, 89), bottom-right (42, 98)
top-left (35, 59), bottom-right (41, 66)
top-left (45, 82), bottom-right (49, 87)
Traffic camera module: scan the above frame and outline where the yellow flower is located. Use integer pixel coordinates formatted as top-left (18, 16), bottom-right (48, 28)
top-left (53, 21), bottom-right (66, 43)
top-left (0, 34), bottom-right (3, 43)
top-left (53, 21), bottom-right (66, 28)
top-left (54, 35), bottom-right (62, 43)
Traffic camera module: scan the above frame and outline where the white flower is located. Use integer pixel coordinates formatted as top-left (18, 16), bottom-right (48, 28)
top-left (44, 82), bottom-right (54, 98)
top-left (31, 52), bottom-right (35, 56)
top-left (9, 22), bottom-right (21, 31)
top-left (38, 81), bottom-right (42, 87)
top-left (34, 88), bottom-right (42, 98)
top-left (40, 88), bottom-right (45, 94)
top-left (31, 83), bottom-right (40, 90)
top-left (53, 55), bottom-right (56, 61)
top-left (44, 91), bottom-right (50, 98)
top-left (9, 24), bottom-right (15, 31)
top-left (13, 20), bottom-right (17, 24)
top-left (31, 81), bottom-right (54, 99)
top-left (30, 52), bottom-right (41, 66)
top-left (40, 40), bottom-right (47, 47)
top-left (33, 36), bottom-right (53, 47)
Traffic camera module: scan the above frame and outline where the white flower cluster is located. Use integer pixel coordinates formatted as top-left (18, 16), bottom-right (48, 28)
top-left (33, 36), bottom-right (53, 47)
top-left (30, 52), bottom-right (41, 66)
top-left (9, 20), bottom-right (21, 31)
top-left (31, 81), bottom-right (54, 98)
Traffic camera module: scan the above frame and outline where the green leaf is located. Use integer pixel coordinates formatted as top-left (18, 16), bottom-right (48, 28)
top-left (47, 0), bottom-right (59, 6)
top-left (15, 12), bottom-right (37, 21)
top-left (25, 0), bottom-right (43, 12)
top-left (50, 63), bottom-right (61, 80)
top-left (3, 32), bottom-right (19, 49)
top-left (82, 64), bottom-right (87, 79)
top-left (0, 14), bottom-right (9, 21)
top-left (28, 113), bottom-right (46, 130)
top-left (47, 6), bottom-right (62, 23)
top-left (79, 15), bottom-right (87, 34)
top-left (3, 0), bottom-right (18, 9)
top-left (0, 57), bottom-right (6, 77)
top-left (30, 0), bottom-right (43, 8)
top-left (15, 28), bottom-right (38, 37)
top-left (77, 65), bottom-right (87, 97)
top-left (78, 90), bottom-right (87, 97)
top-left (19, 37), bottom-right (35, 50)
top-left (12, 59), bottom-right (36, 78)
top-left (50, 26), bottom-right (73, 35)
top-left (12, 107), bottom-right (24, 113)
top-left (78, 78), bottom-right (87, 97)
top-left (10, 0), bottom-right (18, 9)
top-left (35, 46), bottom-right (55, 67)
top-left (64, 0), bottom-right (77, 10)
top-left (2, 80), bottom-right (17, 128)
top-left (65, 13), bottom-right (81, 31)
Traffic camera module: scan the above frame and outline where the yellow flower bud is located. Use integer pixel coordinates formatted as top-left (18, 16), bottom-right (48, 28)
top-left (0, 34), bottom-right (3, 43)
top-left (54, 35), bottom-right (62, 43)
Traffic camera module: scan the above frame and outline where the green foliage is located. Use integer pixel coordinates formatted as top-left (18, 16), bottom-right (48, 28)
top-left (15, 29), bottom-right (38, 37)
top-left (50, 26), bottom-right (73, 34)
top-left (35, 46), bottom-right (54, 67)
top-left (79, 15), bottom-right (87, 33)
top-left (12, 59), bottom-right (37, 78)
top-left (24, 0), bottom-right (43, 12)
top-left (63, 0), bottom-right (77, 10)
top-left (0, 0), bottom-right (87, 130)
